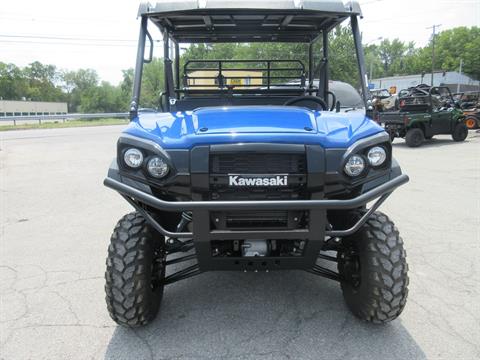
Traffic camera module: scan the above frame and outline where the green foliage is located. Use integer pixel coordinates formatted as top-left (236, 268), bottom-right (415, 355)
top-left (328, 25), bottom-right (359, 86)
top-left (0, 61), bottom-right (65, 102)
top-left (363, 27), bottom-right (480, 80)
top-left (0, 62), bottom-right (127, 113)
top-left (78, 81), bottom-right (125, 113)
top-left (62, 69), bottom-right (100, 112)
top-left (0, 26), bottom-right (477, 112)
top-left (0, 63), bottom-right (25, 100)
top-left (140, 58), bottom-right (165, 108)
top-left (430, 27), bottom-right (480, 79)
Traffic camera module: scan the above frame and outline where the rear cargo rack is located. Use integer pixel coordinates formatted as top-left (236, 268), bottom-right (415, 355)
top-left (183, 59), bottom-right (306, 90)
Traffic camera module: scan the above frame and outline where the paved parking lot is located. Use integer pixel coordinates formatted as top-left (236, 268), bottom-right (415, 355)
top-left (1, 126), bottom-right (479, 360)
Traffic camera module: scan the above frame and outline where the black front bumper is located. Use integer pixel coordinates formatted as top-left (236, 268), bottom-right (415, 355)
top-left (104, 173), bottom-right (409, 271)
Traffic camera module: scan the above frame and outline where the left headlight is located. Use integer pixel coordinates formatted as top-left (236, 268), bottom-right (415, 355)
top-left (147, 157), bottom-right (169, 178)
top-left (367, 146), bottom-right (387, 167)
top-left (123, 148), bottom-right (144, 168)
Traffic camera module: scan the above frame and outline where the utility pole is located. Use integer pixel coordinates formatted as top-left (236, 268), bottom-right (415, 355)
top-left (364, 37), bottom-right (382, 85)
top-left (457, 59), bottom-right (463, 93)
top-left (427, 24), bottom-right (441, 86)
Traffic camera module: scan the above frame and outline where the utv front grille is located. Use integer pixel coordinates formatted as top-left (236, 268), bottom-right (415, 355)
top-left (210, 153), bottom-right (306, 174)
top-left (208, 151), bottom-right (308, 229)
top-left (209, 152), bottom-right (308, 202)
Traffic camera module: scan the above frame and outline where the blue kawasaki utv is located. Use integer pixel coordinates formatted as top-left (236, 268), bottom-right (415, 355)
top-left (104, 0), bottom-right (410, 327)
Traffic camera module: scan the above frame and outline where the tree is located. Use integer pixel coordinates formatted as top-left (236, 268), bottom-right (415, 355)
top-left (0, 63), bottom-right (26, 100)
top-left (328, 25), bottom-right (359, 86)
top-left (23, 61), bottom-right (64, 102)
top-left (433, 27), bottom-right (480, 79)
top-left (140, 58), bottom-right (165, 108)
top-left (78, 81), bottom-right (125, 113)
top-left (62, 69), bottom-right (99, 112)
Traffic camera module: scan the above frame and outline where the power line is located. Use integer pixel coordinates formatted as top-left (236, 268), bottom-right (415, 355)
top-left (0, 14), bottom-right (126, 24)
top-left (427, 24), bottom-right (441, 86)
top-left (0, 35), bottom-right (163, 48)
top-left (0, 40), bottom-right (138, 47)
top-left (0, 34), bottom-right (137, 42)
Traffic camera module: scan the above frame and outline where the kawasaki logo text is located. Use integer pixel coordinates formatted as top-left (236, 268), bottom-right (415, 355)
top-left (228, 175), bottom-right (288, 187)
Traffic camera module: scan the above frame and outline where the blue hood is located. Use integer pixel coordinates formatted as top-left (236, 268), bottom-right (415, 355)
top-left (123, 106), bottom-right (384, 149)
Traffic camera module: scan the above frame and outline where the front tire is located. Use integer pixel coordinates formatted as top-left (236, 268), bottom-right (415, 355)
top-left (105, 212), bottom-right (165, 327)
top-left (452, 122), bottom-right (468, 142)
top-left (405, 128), bottom-right (424, 147)
top-left (338, 212), bottom-right (409, 324)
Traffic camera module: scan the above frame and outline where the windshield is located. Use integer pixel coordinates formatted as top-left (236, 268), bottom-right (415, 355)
top-left (330, 81), bottom-right (364, 108)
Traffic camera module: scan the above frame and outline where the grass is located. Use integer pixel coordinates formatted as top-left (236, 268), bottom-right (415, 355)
top-left (0, 118), bottom-right (129, 131)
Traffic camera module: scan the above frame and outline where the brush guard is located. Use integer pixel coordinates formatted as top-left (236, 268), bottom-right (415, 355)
top-left (105, 174), bottom-right (409, 285)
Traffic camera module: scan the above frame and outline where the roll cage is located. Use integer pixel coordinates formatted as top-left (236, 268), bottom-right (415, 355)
top-left (130, 1), bottom-right (369, 118)
top-left (399, 86), bottom-right (457, 112)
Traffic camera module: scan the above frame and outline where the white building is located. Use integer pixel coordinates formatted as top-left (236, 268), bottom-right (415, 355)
top-left (371, 71), bottom-right (480, 94)
top-left (0, 100), bottom-right (68, 117)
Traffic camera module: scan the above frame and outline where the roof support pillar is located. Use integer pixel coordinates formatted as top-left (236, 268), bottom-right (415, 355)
top-left (130, 16), bottom-right (148, 120)
top-left (163, 30), bottom-right (175, 111)
top-left (351, 15), bottom-right (370, 105)
top-left (318, 31), bottom-right (329, 103)
top-left (174, 41), bottom-right (180, 99)
top-left (308, 42), bottom-right (314, 93)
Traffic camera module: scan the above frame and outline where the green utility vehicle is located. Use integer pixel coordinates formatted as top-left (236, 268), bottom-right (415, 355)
top-left (377, 86), bottom-right (468, 147)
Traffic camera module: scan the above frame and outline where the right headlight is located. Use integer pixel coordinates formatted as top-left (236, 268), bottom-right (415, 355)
top-left (344, 155), bottom-right (365, 177)
top-left (367, 146), bottom-right (387, 167)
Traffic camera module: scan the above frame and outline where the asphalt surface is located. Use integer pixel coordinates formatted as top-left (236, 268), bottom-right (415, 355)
top-left (1, 126), bottom-right (479, 360)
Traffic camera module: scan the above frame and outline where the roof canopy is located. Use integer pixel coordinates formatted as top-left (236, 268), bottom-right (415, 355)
top-left (139, 0), bottom-right (362, 43)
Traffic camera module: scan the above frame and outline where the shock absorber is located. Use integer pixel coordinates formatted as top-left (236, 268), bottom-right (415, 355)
top-left (166, 212), bottom-right (193, 252)
top-left (176, 211), bottom-right (192, 232)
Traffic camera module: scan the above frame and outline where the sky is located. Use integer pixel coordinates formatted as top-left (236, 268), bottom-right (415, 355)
top-left (0, 0), bottom-right (478, 85)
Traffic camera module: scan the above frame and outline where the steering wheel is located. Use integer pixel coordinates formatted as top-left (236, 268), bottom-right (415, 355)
top-left (284, 96), bottom-right (328, 111)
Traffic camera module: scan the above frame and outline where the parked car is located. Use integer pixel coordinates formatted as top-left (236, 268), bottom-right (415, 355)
top-left (377, 86), bottom-right (468, 147)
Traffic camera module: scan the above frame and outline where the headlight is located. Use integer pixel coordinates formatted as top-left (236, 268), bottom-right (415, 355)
top-left (367, 146), bottom-right (387, 166)
top-left (344, 155), bottom-right (365, 177)
top-left (147, 157), bottom-right (169, 178)
top-left (123, 148), bottom-right (143, 168)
